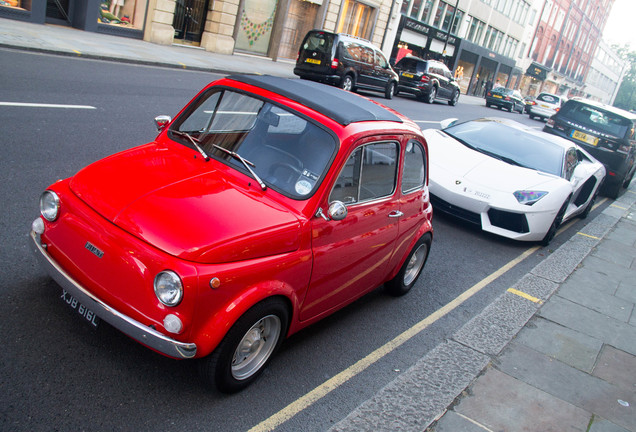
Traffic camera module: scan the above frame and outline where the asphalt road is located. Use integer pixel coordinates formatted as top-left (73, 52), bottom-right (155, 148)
top-left (0, 49), bottom-right (606, 431)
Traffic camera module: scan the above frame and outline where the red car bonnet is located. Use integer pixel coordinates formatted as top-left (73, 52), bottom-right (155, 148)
top-left (69, 142), bottom-right (301, 264)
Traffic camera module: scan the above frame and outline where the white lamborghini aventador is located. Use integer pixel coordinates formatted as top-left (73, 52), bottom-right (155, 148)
top-left (423, 118), bottom-right (606, 245)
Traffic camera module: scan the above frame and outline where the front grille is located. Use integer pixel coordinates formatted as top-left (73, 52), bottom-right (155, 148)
top-left (488, 208), bottom-right (529, 233)
top-left (431, 194), bottom-right (481, 225)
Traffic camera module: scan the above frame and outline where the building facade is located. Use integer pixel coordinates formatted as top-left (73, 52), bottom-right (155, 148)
top-left (585, 39), bottom-right (628, 104)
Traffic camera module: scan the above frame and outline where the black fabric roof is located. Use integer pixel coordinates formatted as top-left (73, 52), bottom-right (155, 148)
top-left (228, 74), bottom-right (403, 126)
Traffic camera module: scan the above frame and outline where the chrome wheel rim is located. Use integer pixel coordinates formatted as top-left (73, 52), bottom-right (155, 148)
top-left (343, 77), bottom-right (352, 91)
top-left (403, 244), bottom-right (427, 286)
top-left (231, 315), bottom-right (281, 380)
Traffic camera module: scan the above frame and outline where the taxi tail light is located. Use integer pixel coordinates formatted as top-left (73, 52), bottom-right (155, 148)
top-left (331, 58), bottom-right (339, 69)
top-left (618, 144), bottom-right (631, 154)
top-left (421, 75), bottom-right (430, 84)
top-left (504, 96), bottom-right (511, 101)
top-left (486, 91), bottom-right (492, 97)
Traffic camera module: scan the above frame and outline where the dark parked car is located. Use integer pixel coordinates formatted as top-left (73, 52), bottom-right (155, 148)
top-left (485, 87), bottom-right (524, 113)
top-left (294, 30), bottom-right (399, 99)
top-left (393, 56), bottom-right (460, 105)
top-left (544, 98), bottom-right (636, 198)
top-left (523, 96), bottom-right (536, 114)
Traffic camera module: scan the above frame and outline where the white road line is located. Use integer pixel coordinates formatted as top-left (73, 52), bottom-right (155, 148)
top-left (0, 102), bottom-right (96, 110)
top-left (414, 120), bottom-right (442, 124)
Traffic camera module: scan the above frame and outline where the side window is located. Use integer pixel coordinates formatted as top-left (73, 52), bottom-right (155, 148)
top-left (330, 142), bottom-right (399, 204)
top-left (402, 140), bottom-right (426, 193)
top-left (565, 148), bottom-right (578, 180)
top-left (376, 51), bottom-right (388, 68)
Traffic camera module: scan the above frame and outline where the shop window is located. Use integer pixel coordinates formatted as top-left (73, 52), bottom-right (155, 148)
top-left (2, 0), bottom-right (32, 11)
top-left (98, 0), bottom-right (147, 30)
top-left (337, 0), bottom-right (374, 40)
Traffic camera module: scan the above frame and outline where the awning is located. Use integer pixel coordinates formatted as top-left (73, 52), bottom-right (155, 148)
top-left (525, 62), bottom-right (550, 81)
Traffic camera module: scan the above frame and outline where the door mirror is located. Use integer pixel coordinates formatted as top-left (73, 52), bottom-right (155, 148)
top-left (155, 115), bottom-right (172, 132)
top-left (328, 201), bottom-right (348, 221)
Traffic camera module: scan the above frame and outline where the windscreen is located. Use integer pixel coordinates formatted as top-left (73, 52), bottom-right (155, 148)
top-left (170, 89), bottom-right (337, 199)
top-left (444, 119), bottom-right (565, 177)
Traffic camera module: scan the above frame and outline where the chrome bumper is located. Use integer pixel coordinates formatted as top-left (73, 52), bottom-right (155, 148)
top-left (30, 230), bottom-right (197, 359)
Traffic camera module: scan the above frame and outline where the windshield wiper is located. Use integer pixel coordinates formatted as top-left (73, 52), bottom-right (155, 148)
top-left (213, 144), bottom-right (267, 191)
top-left (172, 130), bottom-right (210, 161)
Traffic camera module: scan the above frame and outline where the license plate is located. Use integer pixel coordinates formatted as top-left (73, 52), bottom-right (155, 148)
top-left (571, 130), bottom-right (598, 146)
top-left (493, 95), bottom-right (502, 98)
top-left (305, 58), bottom-right (321, 65)
top-left (60, 289), bottom-right (100, 328)
top-left (402, 72), bottom-right (414, 78)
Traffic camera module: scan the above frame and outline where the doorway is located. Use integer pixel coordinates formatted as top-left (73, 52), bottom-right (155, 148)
top-left (173, 0), bottom-right (210, 45)
top-left (46, 0), bottom-right (72, 25)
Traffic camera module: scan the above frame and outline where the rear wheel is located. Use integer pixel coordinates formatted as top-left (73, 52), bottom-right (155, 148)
top-left (198, 298), bottom-right (288, 393)
top-left (385, 233), bottom-right (432, 296)
top-left (385, 81), bottom-right (396, 99)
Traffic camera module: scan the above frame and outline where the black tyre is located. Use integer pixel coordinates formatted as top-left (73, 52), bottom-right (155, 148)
top-left (541, 198), bottom-right (570, 246)
top-left (340, 75), bottom-right (355, 92)
top-left (385, 81), bottom-right (396, 99)
top-left (448, 90), bottom-right (459, 106)
top-left (198, 298), bottom-right (288, 393)
top-left (385, 233), bottom-right (432, 296)
top-left (580, 186), bottom-right (600, 219)
top-left (486, 102), bottom-right (491, 108)
top-left (425, 87), bottom-right (437, 104)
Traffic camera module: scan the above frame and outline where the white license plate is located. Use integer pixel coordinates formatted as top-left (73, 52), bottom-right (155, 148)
top-left (60, 289), bottom-right (100, 328)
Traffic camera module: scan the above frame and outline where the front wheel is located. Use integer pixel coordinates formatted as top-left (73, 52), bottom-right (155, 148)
top-left (385, 233), bottom-right (432, 296)
top-left (448, 90), bottom-right (459, 106)
top-left (340, 75), bottom-right (355, 92)
top-left (425, 87), bottom-right (437, 104)
top-left (541, 198), bottom-right (570, 246)
top-left (198, 298), bottom-right (288, 393)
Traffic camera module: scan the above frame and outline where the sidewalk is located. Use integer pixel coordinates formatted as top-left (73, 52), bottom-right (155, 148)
top-left (3, 18), bottom-right (635, 431)
top-left (0, 17), bottom-right (296, 77)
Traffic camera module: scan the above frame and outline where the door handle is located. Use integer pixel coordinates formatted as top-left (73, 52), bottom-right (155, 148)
top-left (388, 211), bottom-right (403, 218)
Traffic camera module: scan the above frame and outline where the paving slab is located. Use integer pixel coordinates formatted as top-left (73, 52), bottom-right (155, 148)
top-left (591, 238), bottom-right (636, 269)
top-left (497, 343), bottom-right (636, 431)
top-left (515, 316), bottom-right (603, 372)
top-left (557, 278), bottom-right (634, 323)
top-left (452, 368), bottom-right (591, 432)
top-left (592, 345), bottom-right (636, 395)
top-left (429, 411), bottom-right (488, 432)
top-left (540, 296), bottom-right (636, 355)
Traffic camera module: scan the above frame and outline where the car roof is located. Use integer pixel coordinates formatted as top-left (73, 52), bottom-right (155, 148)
top-left (566, 98), bottom-right (636, 120)
top-left (228, 74), bottom-right (404, 126)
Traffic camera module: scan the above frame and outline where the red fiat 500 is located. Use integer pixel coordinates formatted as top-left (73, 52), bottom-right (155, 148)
top-left (31, 75), bottom-right (433, 392)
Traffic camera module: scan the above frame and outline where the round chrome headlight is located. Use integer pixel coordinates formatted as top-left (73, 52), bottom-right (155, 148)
top-left (40, 191), bottom-right (60, 222)
top-left (154, 271), bottom-right (183, 307)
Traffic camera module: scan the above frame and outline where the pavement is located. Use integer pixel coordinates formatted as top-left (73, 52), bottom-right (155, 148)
top-left (2, 17), bottom-right (636, 432)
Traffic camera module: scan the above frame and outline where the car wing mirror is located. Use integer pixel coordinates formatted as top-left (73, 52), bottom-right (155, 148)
top-left (154, 115), bottom-right (172, 132)
top-left (315, 201), bottom-right (348, 221)
top-left (440, 118), bottom-right (458, 129)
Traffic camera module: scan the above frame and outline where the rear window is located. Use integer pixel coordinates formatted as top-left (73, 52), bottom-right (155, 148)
top-left (397, 58), bottom-right (427, 74)
top-left (560, 102), bottom-right (633, 139)
top-left (302, 32), bottom-right (333, 55)
top-left (537, 93), bottom-right (560, 104)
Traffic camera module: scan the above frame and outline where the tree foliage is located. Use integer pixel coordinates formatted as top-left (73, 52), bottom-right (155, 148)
top-left (612, 44), bottom-right (636, 111)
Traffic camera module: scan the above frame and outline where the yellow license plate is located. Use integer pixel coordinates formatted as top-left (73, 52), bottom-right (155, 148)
top-left (402, 72), bottom-right (414, 78)
top-left (493, 95), bottom-right (502, 98)
top-left (571, 130), bottom-right (598, 146)
top-left (305, 58), bottom-right (321, 65)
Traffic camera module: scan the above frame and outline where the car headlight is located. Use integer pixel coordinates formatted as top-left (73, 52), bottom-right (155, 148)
top-left (514, 190), bottom-right (548, 205)
top-left (40, 191), bottom-right (60, 221)
top-left (154, 271), bottom-right (183, 306)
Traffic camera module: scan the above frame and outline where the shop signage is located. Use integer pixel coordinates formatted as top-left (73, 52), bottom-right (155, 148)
top-left (404, 17), bottom-right (457, 45)
top-left (526, 62), bottom-right (549, 80)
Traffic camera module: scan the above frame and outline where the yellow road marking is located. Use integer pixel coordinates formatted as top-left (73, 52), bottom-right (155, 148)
top-left (73, 50), bottom-right (81, 56)
top-left (507, 288), bottom-right (543, 304)
top-left (577, 232), bottom-right (600, 240)
top-left (179, 62), bottom-right (187, 69)
top-left (611, 203), bottom-right (628, 210)
top-left (249, 246), bottom-right (540, 432)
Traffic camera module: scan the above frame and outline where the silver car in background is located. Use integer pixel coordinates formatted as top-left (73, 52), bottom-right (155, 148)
top-left (529, 92), bottom-right (564, 121)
